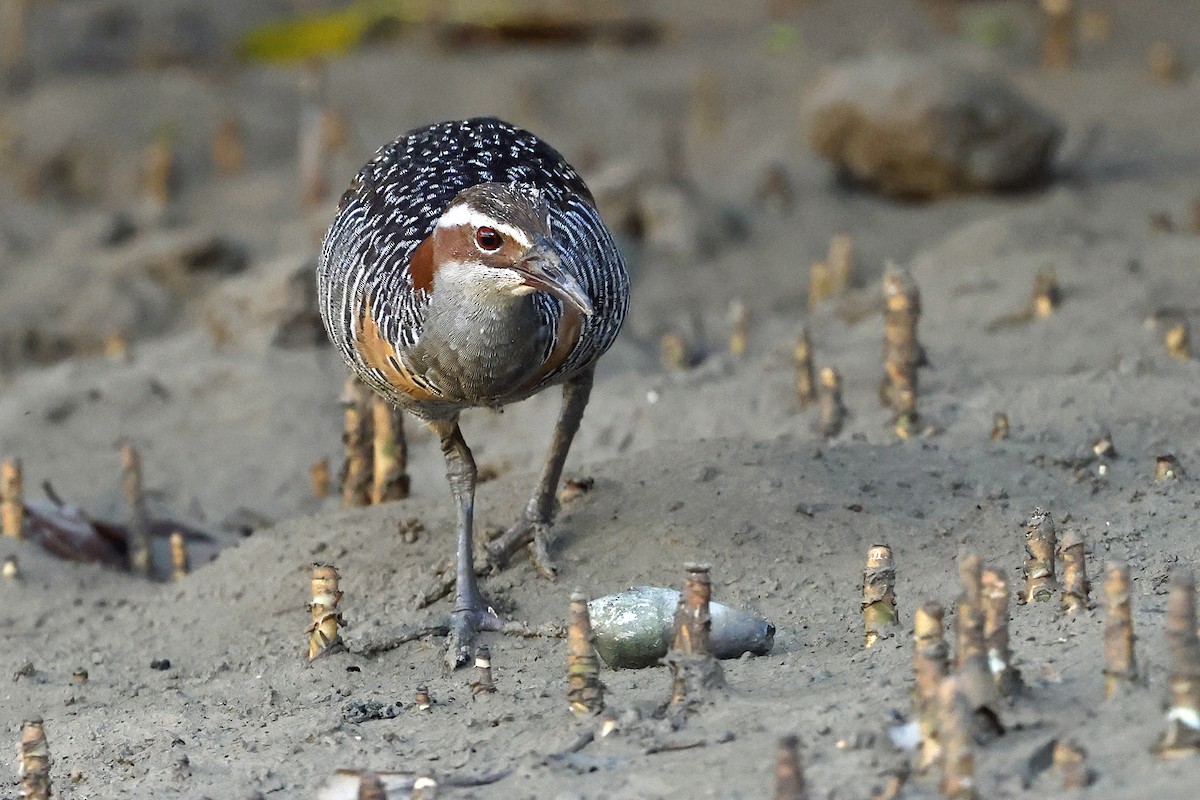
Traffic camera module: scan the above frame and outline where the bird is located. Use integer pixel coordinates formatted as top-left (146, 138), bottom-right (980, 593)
top-left (317, 118), bottom-right (629, 668)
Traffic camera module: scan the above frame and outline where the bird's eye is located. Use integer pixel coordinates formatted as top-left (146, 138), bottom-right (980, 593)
top-left (475, 227), bottom-right (503, 251)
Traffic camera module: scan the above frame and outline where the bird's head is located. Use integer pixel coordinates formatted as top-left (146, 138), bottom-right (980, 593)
top-left (425, 182), bottom-right (594, 316)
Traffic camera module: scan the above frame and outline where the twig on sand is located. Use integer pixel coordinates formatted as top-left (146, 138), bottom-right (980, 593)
top-left (119, 441), bottom-right (152, 577)
top-left (1021, 508), bottom-right (1057, 603)
top-left (880, 264), bottom-right (924, 439)
top-left (170, 530), bottom-right (189, 580)
top-left (981, 568), bottom-right (1022, 697)
top-left (354, 624), bottom-right (451, 656)
top-left (371, 398), bottom-right (410, 504)
top-left (862, 544), bottom-right (899, 647)
top-left (1058, 529), bottom-right (1091, 615)
top-left (817, 367), bottom-right (846, 439)
top-left (1, 457), bottom-right (24, 538)
top-left (773, 734), bottom-right (809, 800)
top-left (793, 328), bottom-right (816, 409)
top-left (567, 590), bottom-right (605, 718)
top-left (913, 602), bottom-right (948, 774)
top-left (665, 563), bottom-right (725, 715)
top-left (470, 645), bottom-right (496, 694)
top-left (1103, 559), bottom-right (1138, 699)
top-left (544, 731), bottom-right (595, 764)
top-left (318, 768), bottom-right (510, 800)
top-left (1154, 569), bottom-right (1200, 756)
top-left (645, 731), bottom-right (735, 755)
top-left (340, 377), bottom-right (373, 508)
top-left (19, 718), bottom-right (51, 800)
top-left (306, 564), bottom-right (345, 660)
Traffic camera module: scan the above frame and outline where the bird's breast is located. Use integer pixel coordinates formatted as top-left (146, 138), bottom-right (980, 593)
top-left (406, 296), bottom-right (552, 404)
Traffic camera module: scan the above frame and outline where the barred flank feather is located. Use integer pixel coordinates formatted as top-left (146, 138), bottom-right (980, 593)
top-left (317, 118), bottom-right (628, 413)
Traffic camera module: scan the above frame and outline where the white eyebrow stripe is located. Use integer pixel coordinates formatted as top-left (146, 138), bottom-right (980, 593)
top-left (435, 205), bottom-right (532, 248)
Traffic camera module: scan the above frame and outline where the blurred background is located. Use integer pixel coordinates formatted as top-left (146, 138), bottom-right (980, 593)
top-left (0, 0), bottom-right (1197, 550)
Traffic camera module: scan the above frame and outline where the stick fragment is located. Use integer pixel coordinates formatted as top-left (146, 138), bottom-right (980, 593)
top-left (981, 568), bottom-right (1022, 696)
top-left (19, 718), bottom-right (51, 800)
top-left (1058, 529), bottom-right (1090, 615)
top-left (1164, 321), bottom-right (1191, 361)
top-left (1031, 271), bottom-right (1061, 318)
top-left (773, 734), bottom-right (809, 800)
top-left (120, 442), bottom-right (152, 577)
top-left (913, 602), bottom-right (949, 774)
top-left (955, 555), bottom-right (984, 669)
top-left (1052, 739), bottom-right (1090, 788)
top-left (104, 331), bottom-right (130, 362)
top-left (990, 413), bottom-right (1009, 441)
top-left (471, 645), bottom-right (496, 694)
top-left (1103, 559), bottom-right (1138, 699)
top-left (880, 264), bottom-right (923, 438)
top-left (170, 531), bottom-right (189, 580)
top-left (306, 564), bottom-right (345, 660)
top-left (1155, 569), bottom-right (1200, 756)
top-left (828, 233), bottom-right (854, 293)
top-left (817, 367), bottom-right (846, 439)
top-left (666, 563), bottom-right (725, 711)
top-left (1039, 0), bottom-right (1076, 69)
top-left (674, 563), bottom-right (713, 656)
top-left (660, 332), bottom-right (690, 370)
top-left (1092, 432), bottom-right (1116, 459)
top-left (794, 328), bottom-right (816, 408)
top-left (142, 127), bottom-right (177, 209)
top-left (807, 260), bottom-right (834, 310)
top-left (210, 116), bottom-right (246, 177)
top-left (862, 544), bottom-right (898, 647)
top-left (567, 591), bottom-right (605, 719)
top-left (1155, 454), bottom-right (1181, 481)
top-left (340, 377), bottom-right (373, 508)
top-left (311, 457), bottom-right (330, 498)
top-left (1022, 508), bottom-right (1056, 602)
top-left (1, 457), bottom-right (24, 538)
top-left (728, 299), bottom-right (748, 358)
top-left (1147, 41), bottom-right (1187, 84)
top-left (955, 555), bottom-right (1001, 739)
top-left (936, 679), bottom-right (978, 800)
top-left (371, 397), bottom-right (410, 504)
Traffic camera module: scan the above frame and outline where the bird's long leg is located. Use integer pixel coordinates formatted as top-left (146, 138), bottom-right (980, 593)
top-left (485, 368), bottom-right (595, 579)
top-left (429, 417), bottom-right (505, 670)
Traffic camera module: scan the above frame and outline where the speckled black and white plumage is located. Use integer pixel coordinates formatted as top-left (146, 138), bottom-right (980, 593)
top-left (318, 118), bottom-right (631, 667)
top-left (317, 117), bottom-right (628, 415)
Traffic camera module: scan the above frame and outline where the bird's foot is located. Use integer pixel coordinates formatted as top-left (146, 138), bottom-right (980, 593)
top-left (484, 516), bottom-right (557, 580)
top-left (445, 602), bottom-right (506, 672)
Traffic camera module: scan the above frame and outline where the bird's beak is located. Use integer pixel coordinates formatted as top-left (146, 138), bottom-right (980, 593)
top-left (514, 238), bottom-right (595, 317)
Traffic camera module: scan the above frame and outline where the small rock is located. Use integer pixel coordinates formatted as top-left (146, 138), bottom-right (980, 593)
top-left (342, 699), bottom-right (404, 724)
top-left (151, 659), bottom-right (172, 671)
top-left (805, 54), bottom-right (1062, 200)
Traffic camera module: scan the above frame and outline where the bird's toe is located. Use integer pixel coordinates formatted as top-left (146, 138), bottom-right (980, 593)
top-left (444, 605), bottom-right (506, 671)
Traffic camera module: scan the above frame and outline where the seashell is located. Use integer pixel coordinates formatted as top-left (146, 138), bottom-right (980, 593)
top-left (588, 586), bottom-right (774, 669)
